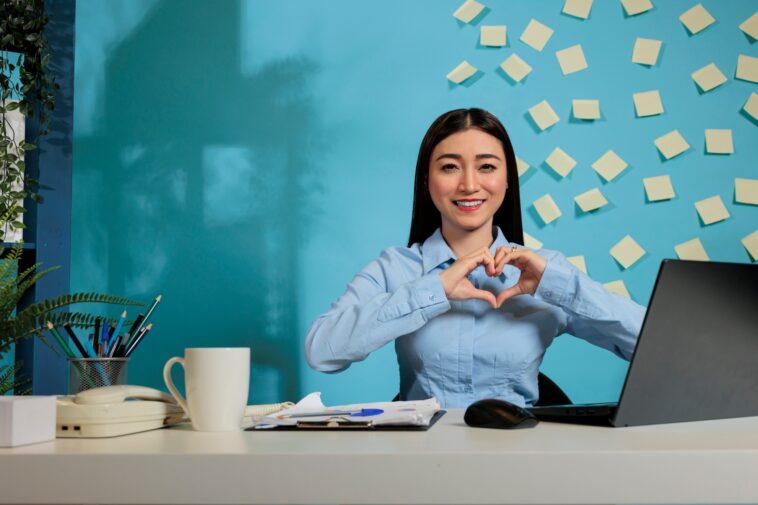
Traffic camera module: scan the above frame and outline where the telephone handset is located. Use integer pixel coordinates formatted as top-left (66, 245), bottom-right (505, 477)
top-left (57, 385), bottom-right (294, 438)
top-left (74, 384), bottom-right (176, 405)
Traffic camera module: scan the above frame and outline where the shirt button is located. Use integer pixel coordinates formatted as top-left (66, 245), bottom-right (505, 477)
top-left (465, 384), bottom-right (473, 393)
top-left (429, 294), bottom-right (435, 301)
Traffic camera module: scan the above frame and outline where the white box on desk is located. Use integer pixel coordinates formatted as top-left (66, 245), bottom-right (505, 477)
top-left (0, 396), bottom-right (56, 447)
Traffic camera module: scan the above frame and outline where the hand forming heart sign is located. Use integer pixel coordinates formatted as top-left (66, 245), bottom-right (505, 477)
top-left (438, 245), bottom-right (548, 309)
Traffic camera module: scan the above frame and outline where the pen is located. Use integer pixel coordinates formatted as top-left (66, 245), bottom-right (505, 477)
top-left (278, 408), bottom-right (384, 419)
top-left (62, 323), bottom-right (89, 358)
top-left (93, 318), bottom-right (101, 355)
top-left (99, 321), bottom-right (109, 357)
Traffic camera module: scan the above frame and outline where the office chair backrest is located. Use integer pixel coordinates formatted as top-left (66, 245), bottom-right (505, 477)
top-left (534, 372), bottom-right (571, 406)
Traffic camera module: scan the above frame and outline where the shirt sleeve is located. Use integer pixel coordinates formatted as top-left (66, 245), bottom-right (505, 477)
top-left (533, 251), bottom-right (646, 360)
top-left (304, 249), bottom-right (451, 373)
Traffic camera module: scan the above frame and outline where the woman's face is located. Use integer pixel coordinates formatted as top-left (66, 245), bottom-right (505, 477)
top-left (427, 128), bottom-right (507, 237)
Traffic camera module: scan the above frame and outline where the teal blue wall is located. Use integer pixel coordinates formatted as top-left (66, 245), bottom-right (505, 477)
top-left (72, 0), bottom-right (757, 405)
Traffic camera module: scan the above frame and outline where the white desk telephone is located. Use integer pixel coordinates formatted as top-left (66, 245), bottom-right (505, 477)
top-left (56, 385), bottom-right (293, 438)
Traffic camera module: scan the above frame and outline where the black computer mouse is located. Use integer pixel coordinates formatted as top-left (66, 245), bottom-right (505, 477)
top-left (464, 398), bottom-right (539, 429)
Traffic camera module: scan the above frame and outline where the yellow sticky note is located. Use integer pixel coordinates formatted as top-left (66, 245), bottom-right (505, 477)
top-left (735, 178), bottom-right (758, 205)
top-left (572, 99), bottom-right (600, 120)
top-left (453, 0), bottom-right (485, 23)
top-left (534, 194), bottom-right (562, 224)
top-left (679, 3), bottom-right (715, 34)
top-left (447, 61), bottom-right (478, 84)
top-left (500, 53), bottom-right (532, 82)
top-left (481, 26), bottom-right (507, 47)
top-left (633, 90), bottom-right (664, 117)
top-left (575, 188), bottom-right (608, 212)
top-left (567, 255), bottom-right (588, 274)
top-left (695, 195), bottom-right (730, 225)
top-left (691, 63), bottom-right (727, 92)
top-left (610, 235), bottom-right (645, 269)
top-left (603, 280), bottom-right (631, 299)
top-left (556, 44), bottom-right (588, 75)
top-left (736, 54), bottom-right (758, 83)
top-left (591, 150), bottom-right (628, 182)
top-left (654, 130), bottom-right (690, 159)
top-left (705, 129), bottom-right (734, 154)
top-left (524, 232), bottom-right (542, 249)
top-left (744, 92), bottom-right (758, 121)
top-left (621, 0), bottom-right (653, 16)
top-left (563, 0), bottom-right (593, 19)
top-left (520, 19), bottom-right (554, 52)
top-left (632, 37), bottom-right (662, 66)
top-left (516, 156), bottom-right (531, 177)
top-left (643, 175), bottom-right (675, 201)
top-left (523, 231), bottom-right (543, 249)
top-left (675, 238), bottom-right (709, 261)
top-left (528, 100), bottom-right (560, 131)
top-left (739, 11), bottom-right (758, 40)
top-left (742, 229), bottom-right (758, 260)
top-left (545, 147), bottom-right (577, 177)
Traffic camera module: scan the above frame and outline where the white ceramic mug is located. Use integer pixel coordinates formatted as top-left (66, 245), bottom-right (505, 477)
top-left (163, 347), bottom-right (250, 431)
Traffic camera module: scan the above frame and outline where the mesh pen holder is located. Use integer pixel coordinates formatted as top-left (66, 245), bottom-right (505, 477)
top-left (68, 358), bottom-right (129, 394)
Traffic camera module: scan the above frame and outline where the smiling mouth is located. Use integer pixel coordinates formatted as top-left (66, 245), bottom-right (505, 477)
top-left (454, 199), bottom-right (485, 211)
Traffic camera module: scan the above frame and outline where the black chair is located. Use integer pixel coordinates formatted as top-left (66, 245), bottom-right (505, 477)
top-left (392, 372), bottom-right (571, 405)
top-left (534, 372), bottom-right (571, 406)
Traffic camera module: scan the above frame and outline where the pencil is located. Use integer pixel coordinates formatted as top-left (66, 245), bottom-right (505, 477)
top-left (107, 335), bottom-right (122, 358)
top-left (112, 310), bottom-right (126, 341)
top-left (46, 322), bottom-right (76, 358)
top-left (123, 314), bottom-right (145, 349)
top-left (124, 324), bottom-right (152, 358)
top-left (127, 295), bottom-right (161, 347)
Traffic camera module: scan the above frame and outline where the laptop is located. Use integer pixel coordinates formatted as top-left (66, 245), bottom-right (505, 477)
top-left (528, 259), bottom-right (758, 427)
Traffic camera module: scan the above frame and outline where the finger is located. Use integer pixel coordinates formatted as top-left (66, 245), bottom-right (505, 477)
top-left (494, 252), bottom-right (512, 276)
top-left (467, 288), bottom-right (498, 309)
top-left (493, 247), bottom-right (508, 266)
top-left (464, 249), bottom-right (495, 277)
top-left (500, 251), bottom-right (532, 270)
top-left (482, 251), bottom-right (496, 277)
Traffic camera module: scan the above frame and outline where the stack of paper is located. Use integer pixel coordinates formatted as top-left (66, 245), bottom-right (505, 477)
top-left (252, 392), bottom-right (441, 429)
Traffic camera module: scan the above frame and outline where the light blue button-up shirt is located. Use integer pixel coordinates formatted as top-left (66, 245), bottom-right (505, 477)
top-left (305, 227), bottom-right (646, 408)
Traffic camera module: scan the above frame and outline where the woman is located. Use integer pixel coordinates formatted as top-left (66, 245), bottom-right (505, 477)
top-left (305, 108), bottom-right (645, 408)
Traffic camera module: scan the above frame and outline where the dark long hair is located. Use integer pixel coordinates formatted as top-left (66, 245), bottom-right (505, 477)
top-left (407, 108), bottom-right (523, 247)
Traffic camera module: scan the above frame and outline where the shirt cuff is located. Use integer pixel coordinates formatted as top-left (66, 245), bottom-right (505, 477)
top-left (377, 272), bottom-right (450, 322)
top-left (534, 259), bottom-right (574, 306)
top-left (413, 272), bottom-right (451, 319)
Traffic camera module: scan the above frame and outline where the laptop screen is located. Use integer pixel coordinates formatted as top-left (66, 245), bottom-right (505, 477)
top-left (612, 260), bottom-right (758, 427)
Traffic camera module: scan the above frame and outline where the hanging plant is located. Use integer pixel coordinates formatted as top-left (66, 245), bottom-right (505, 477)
top-left (1, 0), bottom-right (59, 241)
top-left (1, 2), bottom-right (149, 395)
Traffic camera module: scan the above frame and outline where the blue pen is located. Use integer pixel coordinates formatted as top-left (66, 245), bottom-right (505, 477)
top-left (100, 321), bottom-right (109, 356)
top-left (282, 408), bottom-right (384, 419)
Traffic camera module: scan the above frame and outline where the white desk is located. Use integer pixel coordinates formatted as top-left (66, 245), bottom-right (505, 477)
top-left (2, 410), bottom-right (758, 504)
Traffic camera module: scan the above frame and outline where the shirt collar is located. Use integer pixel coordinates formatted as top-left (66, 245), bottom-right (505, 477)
top-left (420, 226), bottom-right (512, 274)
